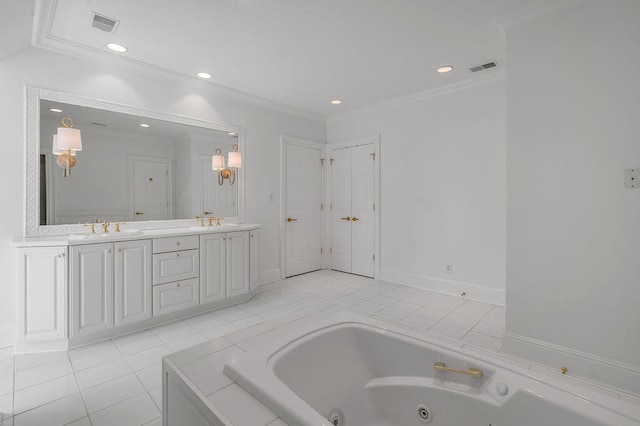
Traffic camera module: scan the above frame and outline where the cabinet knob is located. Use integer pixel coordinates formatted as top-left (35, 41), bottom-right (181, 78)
top-left (176, 253), bottom-right (180, 257)
top-left (251, 235), bottom-right (254, 238)
top-left (58, 252), bottom-right (65, 258)
top-left (223, 237), bottom-right (226, 240)
top-left (229, 237), bottom-right (232, 240)
top-left (118, 249), bottom-right (122, 252)
top-left (176, 242), bottom-right (181, 245)
top-left (177, 283), bottom-right (181, 288)
top-left (108, 250), bottom-right (112, 253)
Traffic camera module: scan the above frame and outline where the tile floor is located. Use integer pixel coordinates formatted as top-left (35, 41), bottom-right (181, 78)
top-left (0, 270), bottom-right (505, 426)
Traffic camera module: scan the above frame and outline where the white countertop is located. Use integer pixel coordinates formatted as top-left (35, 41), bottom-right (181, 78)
top-left (12, 223), bottom-right (262, 247)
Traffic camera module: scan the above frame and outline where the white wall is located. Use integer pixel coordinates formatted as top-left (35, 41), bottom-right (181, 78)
top-left (327, 77), bottom-right (507, 304)
top-left (503, 0), bottom-right (640, 392)
top-left (0, 46), bottom-right (326, 342)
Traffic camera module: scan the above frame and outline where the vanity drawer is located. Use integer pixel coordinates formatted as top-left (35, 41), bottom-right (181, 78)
top-left (153, 249), bottom-right (199, 285)
top-left (153, 279), bottom-right (199, 317)
top-left (153, 235), bottom-right (199, 254)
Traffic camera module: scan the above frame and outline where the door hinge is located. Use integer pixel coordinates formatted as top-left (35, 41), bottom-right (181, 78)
top-left (373, 254), bottom-right (375, 261)
top-left (320, 158), bottom-right (324, 166)
top-left (330, 159), bottom-right (334, 165)
top-left (330, 248), bottom-right (332, 254)
top-left (373, 203), bottom-right (375, 211)
top-left (371, 153), bottom-right (375, 160)
top-left (320, 247), bottom-right (323, 254)
top-left (321, 203), bottom-right (324, 210)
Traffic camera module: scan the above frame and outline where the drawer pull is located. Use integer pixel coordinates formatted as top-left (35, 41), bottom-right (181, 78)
top-left (176, 253), bottom-right (180, 257)
top-left (118, 248), bottom-right (122, 252)
top-left (177, 283), bottom-right (181, 288)
top-left (177, 242), bottom-right (181, 246)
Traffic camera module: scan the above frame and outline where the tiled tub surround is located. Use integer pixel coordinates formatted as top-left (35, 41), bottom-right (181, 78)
top-left (0, 270), bottom-right (634, 425)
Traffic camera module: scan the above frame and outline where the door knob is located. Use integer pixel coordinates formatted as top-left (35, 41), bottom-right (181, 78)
top-left (135, 211), bottom-right (144, 215)
top-left (351, 217), bottom-right (360, 222)
top-left (340, 217), bottom-right (351, 221)
top-left (287, 218), bottom-right (298, 222)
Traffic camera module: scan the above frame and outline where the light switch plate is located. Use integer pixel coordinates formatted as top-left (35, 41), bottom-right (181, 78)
top-left (624, 169), bottom-right (640, 188)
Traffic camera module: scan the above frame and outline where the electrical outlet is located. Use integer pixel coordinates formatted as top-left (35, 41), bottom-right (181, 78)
top-left (445, 263), bottom-right (453, 274)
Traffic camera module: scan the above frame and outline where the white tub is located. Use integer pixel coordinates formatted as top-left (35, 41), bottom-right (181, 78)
top-left (224, 312), bottom-right (640, 426)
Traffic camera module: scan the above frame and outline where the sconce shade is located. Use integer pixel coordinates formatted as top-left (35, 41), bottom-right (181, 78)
top-left (57, 127), bottom-right (83, 151)
top-left (227, 151), bottom-right (242, 168)
top-left (52, 135), bottom-right (76, 156)
top-left (212, 154), bottom-right (225, 170)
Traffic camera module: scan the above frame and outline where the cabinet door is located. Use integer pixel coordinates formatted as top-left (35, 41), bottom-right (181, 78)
top-left (70, 243), bottom-right (114, 337)
top-left (200, 233), bottom-right (226, 304)
top-left (226, 231), bottom-right (250, 298)
top-left (17, 247), bottom-right (68, 342)
top-left (115, 240), bottom-right (152, 326)
top-left (249, 229), bottom-right (261, 291)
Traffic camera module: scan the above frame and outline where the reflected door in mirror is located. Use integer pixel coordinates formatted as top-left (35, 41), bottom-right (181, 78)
top-left (132, 158), bottom-right (172, 221)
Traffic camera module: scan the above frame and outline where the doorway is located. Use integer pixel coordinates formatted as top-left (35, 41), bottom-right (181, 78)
top-left (328, 137), bottom-right (380, 278)
top-left (281, 136), bottom-right (324, 278)
top-left (129, 156), bottom-right (173, 221)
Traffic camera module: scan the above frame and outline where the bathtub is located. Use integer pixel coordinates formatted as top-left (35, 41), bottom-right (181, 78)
top-left (224, 312), bottom-right (640, 426)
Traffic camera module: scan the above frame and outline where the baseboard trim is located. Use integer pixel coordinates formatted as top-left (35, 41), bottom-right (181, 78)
top-left (0, 324), bottom-right (15, 349)
top-left (261, 269), bottom-right (281, 285)
top-left (378, 268), bottom-right (505, 306)
top-left (502, 332), bottom-right (640, 396)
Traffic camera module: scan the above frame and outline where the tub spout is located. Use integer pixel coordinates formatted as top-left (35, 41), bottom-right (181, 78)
top-left (434, 362), bottom-right (484, 378)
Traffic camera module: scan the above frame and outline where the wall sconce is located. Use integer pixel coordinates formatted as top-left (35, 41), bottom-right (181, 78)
top-left (212, 143), bottom-right (242, 185)
top-left (53, 117), bottom-right (82, 177)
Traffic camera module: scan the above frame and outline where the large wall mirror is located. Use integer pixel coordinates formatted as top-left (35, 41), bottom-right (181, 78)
top-left (26, 87), bottom-right (244, 236)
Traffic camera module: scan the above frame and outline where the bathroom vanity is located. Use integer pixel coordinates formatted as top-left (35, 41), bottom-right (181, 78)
top-left (13, 224), bottom-right (261, 353)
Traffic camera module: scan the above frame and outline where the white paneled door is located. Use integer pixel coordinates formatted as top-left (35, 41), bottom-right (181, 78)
top-left (286, 143), bottom-right (323, 277)
top-left (131, 158), bottom-right (171, 221)
top-left (331, 144), bottom-right (375, 277)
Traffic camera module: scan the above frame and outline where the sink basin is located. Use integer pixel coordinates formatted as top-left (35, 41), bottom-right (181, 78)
top-left (69, 229), bottom-right (143, 240)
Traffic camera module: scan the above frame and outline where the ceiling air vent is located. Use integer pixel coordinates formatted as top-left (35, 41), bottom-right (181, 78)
top-left (91, 13), bottom-right (119, 33)
top-left (470, 61), bottom-right (498, 72)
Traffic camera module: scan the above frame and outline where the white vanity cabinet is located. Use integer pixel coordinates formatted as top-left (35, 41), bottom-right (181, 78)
top-left (16, 247), bottom-right (68, 345)
top-left (114, 240), bottom-right (152, 326)
top-left (249, 229), bottom-right (261, 290)
top-left (226, 231), bottom-right (250, 298)
top-left (70, 243), bottom-right (114, 337)
top-left (14, 225), bottom-right (261, 352)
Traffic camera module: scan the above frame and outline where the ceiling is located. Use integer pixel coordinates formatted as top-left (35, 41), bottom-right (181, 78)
top-left (32, 0), bottom-right (543, 116)
top-left (40, 99), bottom-right (236, 143)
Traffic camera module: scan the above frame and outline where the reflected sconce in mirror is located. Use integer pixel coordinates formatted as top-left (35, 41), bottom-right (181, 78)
top-left (212, 143), bottom-right (242, 185)
top-left (53, 117), bottom-right (82, 177)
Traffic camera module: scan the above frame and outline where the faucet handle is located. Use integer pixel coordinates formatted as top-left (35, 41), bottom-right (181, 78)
top-left (207, 217), bottom-right (215, 227)
top-left (102, 222), bottom-right (110, 233)
top-left (113, 222), bottom-right (124, 232)
top-left (83, 223), bottom-right (96, 234)
top-left (216, 217), bottom-right (223, 227)
top-left (195, 217), bottom-right (205, 227)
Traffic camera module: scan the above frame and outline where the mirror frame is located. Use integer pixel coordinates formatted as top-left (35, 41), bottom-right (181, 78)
top-left (25, 86), bottom-right (245, 237)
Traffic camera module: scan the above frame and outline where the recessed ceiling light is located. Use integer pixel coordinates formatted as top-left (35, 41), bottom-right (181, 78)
top-left (197, 72), bottom-right (212, 79)
top-left (49, 108), bottom-right (63, 113)
top-left (436, 65), bottom-right (454, 73)
top-left (139, 123), bottom-right (150, 128)
top-left (106, 43), bottom-right (127, 53)
top-left (330, 99), bottom-right (342, 105)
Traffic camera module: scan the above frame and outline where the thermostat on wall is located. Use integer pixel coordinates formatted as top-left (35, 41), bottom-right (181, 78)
top-left (624, 169), bottom-right (640, 188)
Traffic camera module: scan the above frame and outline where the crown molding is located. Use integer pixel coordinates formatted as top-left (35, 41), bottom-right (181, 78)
top-left (492, 0), bottom-right (584, 31)
top-left (32, 0), bottom-right (325, 125)
top-left (327, 69), bottom-right (505, 124)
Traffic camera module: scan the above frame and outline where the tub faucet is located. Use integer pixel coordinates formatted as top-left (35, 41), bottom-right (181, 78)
top-left (434, 362), bottom-right (483, 378)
